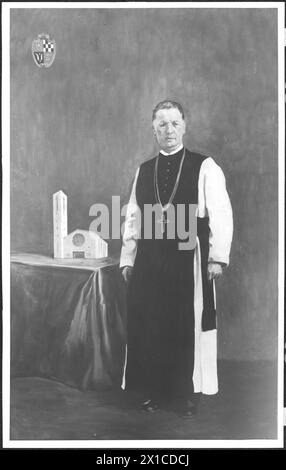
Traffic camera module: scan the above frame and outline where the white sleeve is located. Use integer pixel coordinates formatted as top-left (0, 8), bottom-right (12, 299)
top-left (198, 157), bottom-right (233, 266)
top-left (119, 168), bottom-right (141, 268)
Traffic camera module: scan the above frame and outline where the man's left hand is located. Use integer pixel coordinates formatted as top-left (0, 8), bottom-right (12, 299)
top-left (207, 263), bottom-right (223, 281)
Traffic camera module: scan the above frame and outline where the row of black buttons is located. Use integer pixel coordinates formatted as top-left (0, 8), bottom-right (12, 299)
top-left (160, 158), bottom-right (177, 194)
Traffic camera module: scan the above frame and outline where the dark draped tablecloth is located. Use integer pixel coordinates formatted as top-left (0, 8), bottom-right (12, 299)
top-left (11, 253), bottom-right (127, 391)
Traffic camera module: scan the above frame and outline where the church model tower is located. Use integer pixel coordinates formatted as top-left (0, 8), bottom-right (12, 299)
top-left (53, 190), bottom-right (108, 259)
top-left (53, 190), bottom-right (68, 258)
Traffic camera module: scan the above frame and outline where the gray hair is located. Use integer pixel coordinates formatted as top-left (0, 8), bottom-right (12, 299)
top-left (152, 100), bottom-right (185, 121)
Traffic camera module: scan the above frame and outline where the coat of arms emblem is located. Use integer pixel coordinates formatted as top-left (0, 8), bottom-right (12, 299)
top-left (32, 33), bottom-right (56, 68)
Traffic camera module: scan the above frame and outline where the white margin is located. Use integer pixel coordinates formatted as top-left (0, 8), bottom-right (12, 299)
top-left (277, 0), bottom-right (285, 449)
top-left (2, 1), bottom-right (11, 449)
top-left (2, 1), bottom-right (285, 449)
top-left (2, 1), bottom-right (285, 9)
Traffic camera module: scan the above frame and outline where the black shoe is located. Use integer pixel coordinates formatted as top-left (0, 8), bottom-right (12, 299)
top-left (177, 400), bottom-right (198, 420)
top-left (180, 407), bottom-right (197, 420)
top-left (141, 399), bottom-right (160, 413)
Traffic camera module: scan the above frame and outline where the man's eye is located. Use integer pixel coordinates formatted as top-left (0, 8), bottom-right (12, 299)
top-left (160, 122), bottom-right (166, 127)
top-left (173, 122), bottom-right (179, 126)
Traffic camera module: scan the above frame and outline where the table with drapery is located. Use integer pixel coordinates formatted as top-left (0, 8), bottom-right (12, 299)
top-left (11, 253), bottom-right (127, 391)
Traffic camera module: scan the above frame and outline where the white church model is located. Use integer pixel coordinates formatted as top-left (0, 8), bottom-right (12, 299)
top-left (53, 190), bottom-right (108, 259)
top-left (53, 190), bottom-right (67, 258)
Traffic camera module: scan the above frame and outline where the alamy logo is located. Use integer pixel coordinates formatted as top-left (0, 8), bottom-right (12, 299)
top-left (89, 198), bottom-right (198, 251)
top-left (32, 33), bottom-right (56, 68)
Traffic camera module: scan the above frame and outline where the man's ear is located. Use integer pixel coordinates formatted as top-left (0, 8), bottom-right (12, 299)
top-left (182, 119), bottom-right (186, 135)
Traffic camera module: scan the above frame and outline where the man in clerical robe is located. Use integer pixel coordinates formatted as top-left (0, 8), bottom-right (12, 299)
top-left (120, 100), bottom-right (233, 418)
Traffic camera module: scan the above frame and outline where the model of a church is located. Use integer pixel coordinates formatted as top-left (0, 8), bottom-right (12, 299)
top-left (53, 190), bottom-right (67, 258)
top-left (53, 190), bottom-right (108, 259)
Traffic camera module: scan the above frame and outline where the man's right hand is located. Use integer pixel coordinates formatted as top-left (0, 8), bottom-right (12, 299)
top-left (121, 266), bottom-right (133, 284)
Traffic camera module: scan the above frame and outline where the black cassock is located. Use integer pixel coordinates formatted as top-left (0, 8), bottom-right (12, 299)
top-left (125, 147), bottom-right (216, 402)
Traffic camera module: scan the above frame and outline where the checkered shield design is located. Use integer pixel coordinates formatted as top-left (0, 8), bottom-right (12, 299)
top-left (32, 33), bottom-right (56, 68)
top-left (43, 38), bottom-right (54, 53)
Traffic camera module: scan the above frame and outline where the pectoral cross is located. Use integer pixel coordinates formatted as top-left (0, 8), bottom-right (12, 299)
top-left (157, 211), bottom-right (169, 233)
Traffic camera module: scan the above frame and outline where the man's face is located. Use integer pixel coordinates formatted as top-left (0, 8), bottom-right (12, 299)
top-left (152, 107), bottom-right (186, 153)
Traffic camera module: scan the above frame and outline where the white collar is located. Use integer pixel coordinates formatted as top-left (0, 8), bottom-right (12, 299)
top-left (159, 144), bottom-right (184, 156)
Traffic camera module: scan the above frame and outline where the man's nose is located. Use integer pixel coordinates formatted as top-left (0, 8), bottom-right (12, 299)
top-left (166, 123), bottom-right (174, 134)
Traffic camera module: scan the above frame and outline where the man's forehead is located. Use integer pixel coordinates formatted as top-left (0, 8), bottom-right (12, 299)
top-left (154, 108), bottom-right (184, 121)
